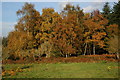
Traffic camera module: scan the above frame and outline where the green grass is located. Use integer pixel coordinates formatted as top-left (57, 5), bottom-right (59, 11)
top-left (3, 62), bottom-right (118, 78)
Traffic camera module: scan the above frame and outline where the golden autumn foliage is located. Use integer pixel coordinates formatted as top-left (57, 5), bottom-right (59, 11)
top-left (2, 65), bottom-right (31, 77)
top-left (3, 3), bottom-right (119, 60)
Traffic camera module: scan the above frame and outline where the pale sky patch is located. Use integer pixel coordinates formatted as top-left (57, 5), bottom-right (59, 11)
top-left (83, 2), bottom-right (104, 12)
top-left (1, 22), bottom-right (16, 37)
top-left (59, 1), bottom-right (71, 11)
top-left (0, 25), bottom-right (1, 38)
top-left (1, 0), bottom-right (118, 2)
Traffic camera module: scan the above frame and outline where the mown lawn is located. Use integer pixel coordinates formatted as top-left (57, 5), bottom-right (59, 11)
top-left (2, 62), bottom-right (118, 78)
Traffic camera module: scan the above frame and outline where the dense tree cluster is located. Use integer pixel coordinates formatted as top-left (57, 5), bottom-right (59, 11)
top-left (2, 2), bottom-right (119, 60)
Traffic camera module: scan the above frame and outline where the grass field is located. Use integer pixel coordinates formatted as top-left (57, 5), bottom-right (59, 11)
top-left (2, 62), bottom-right (118, 78)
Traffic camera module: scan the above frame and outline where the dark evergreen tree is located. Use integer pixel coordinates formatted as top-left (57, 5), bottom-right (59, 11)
top-left (110, 1), bottom-right (120, 29)
top-left (102, 2), bottom-right (111, 20)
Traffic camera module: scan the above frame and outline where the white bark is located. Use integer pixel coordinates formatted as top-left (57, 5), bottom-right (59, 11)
top-left (84, 43), bottom-right (87, 55)
top-left (93, 44), bottom-right (95, 55)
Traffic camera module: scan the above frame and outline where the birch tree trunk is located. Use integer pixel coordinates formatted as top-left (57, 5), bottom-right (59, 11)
top-left (66, 54), bottom-right (68, 58)
top-left (93, 44), bottom-right (95, 55)
top-left (116, 52), bottom-right (119, 59)
top-left (84, 43), bottom-right (87, 55)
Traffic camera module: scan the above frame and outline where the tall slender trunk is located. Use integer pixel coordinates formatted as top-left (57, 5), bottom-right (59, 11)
top-left (84, 43), bottom-right (87, 55)
top-left (66, 54), bottom-right (68, 58)
top-left (116, 52), bottom-right (119, 59)
top-left (89, 44), bottom-right (91, 55)
top-left (93, 43), bottom-right (95, 55)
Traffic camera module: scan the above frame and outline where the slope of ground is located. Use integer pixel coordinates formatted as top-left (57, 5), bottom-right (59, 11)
top-left (2, 62), bottom-right (118, 78)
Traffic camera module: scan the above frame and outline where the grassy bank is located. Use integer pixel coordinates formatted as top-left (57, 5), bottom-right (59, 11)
top-left (2, 62), bottom-right (118, 78)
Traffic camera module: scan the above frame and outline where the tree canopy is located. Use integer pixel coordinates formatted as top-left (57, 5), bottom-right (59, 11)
top-left (2, 2), bottom-right (119, 60)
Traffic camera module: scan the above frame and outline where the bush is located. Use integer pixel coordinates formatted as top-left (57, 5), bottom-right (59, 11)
top-left (2, 47), bottom-right (10, 60)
